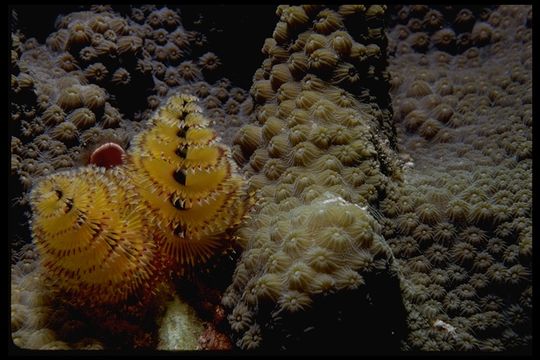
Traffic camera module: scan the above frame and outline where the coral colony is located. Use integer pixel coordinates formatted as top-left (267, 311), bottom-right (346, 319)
top-left (10, 4), bottom-right (531, 353)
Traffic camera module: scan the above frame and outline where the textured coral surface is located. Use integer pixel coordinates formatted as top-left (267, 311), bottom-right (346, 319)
top-left (223, 5), bottom-right (408, 350)
top-left (10, 4), bottom-right (531, 354)
top-left (386, 5), bottom-right (532, 352)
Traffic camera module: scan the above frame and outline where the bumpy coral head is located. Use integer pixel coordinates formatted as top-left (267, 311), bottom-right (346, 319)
top-left (29, 166), bottom-right (159, 305)
top-left (128, 94), bottom-right (249, 272)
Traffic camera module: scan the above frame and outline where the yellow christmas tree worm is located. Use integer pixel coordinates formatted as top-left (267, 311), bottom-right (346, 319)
top-left (27, 92), bottom-right (250, 307)
top-left (128, 94), bottom-right (248, 270)
top-left (29, 165), bottom-right (160, 305)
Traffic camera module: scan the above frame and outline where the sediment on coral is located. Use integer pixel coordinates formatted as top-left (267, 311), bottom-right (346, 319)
top-left (157, 295), bottom-right (205, 350)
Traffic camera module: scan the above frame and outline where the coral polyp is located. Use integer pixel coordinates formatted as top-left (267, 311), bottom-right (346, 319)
top-left (128, 94), bottom-right (248, 269)
top-left (29, 166), bottom-right (159, 305)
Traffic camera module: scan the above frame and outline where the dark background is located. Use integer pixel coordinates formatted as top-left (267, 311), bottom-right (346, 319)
top-left (11, 4), bottom-right (278, 90)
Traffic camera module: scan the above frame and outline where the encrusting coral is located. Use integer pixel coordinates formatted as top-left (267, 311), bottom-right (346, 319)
top-left (223, 4), bottom-right (406, 351)
top-left (386, 4), bottom-right (532, 352)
